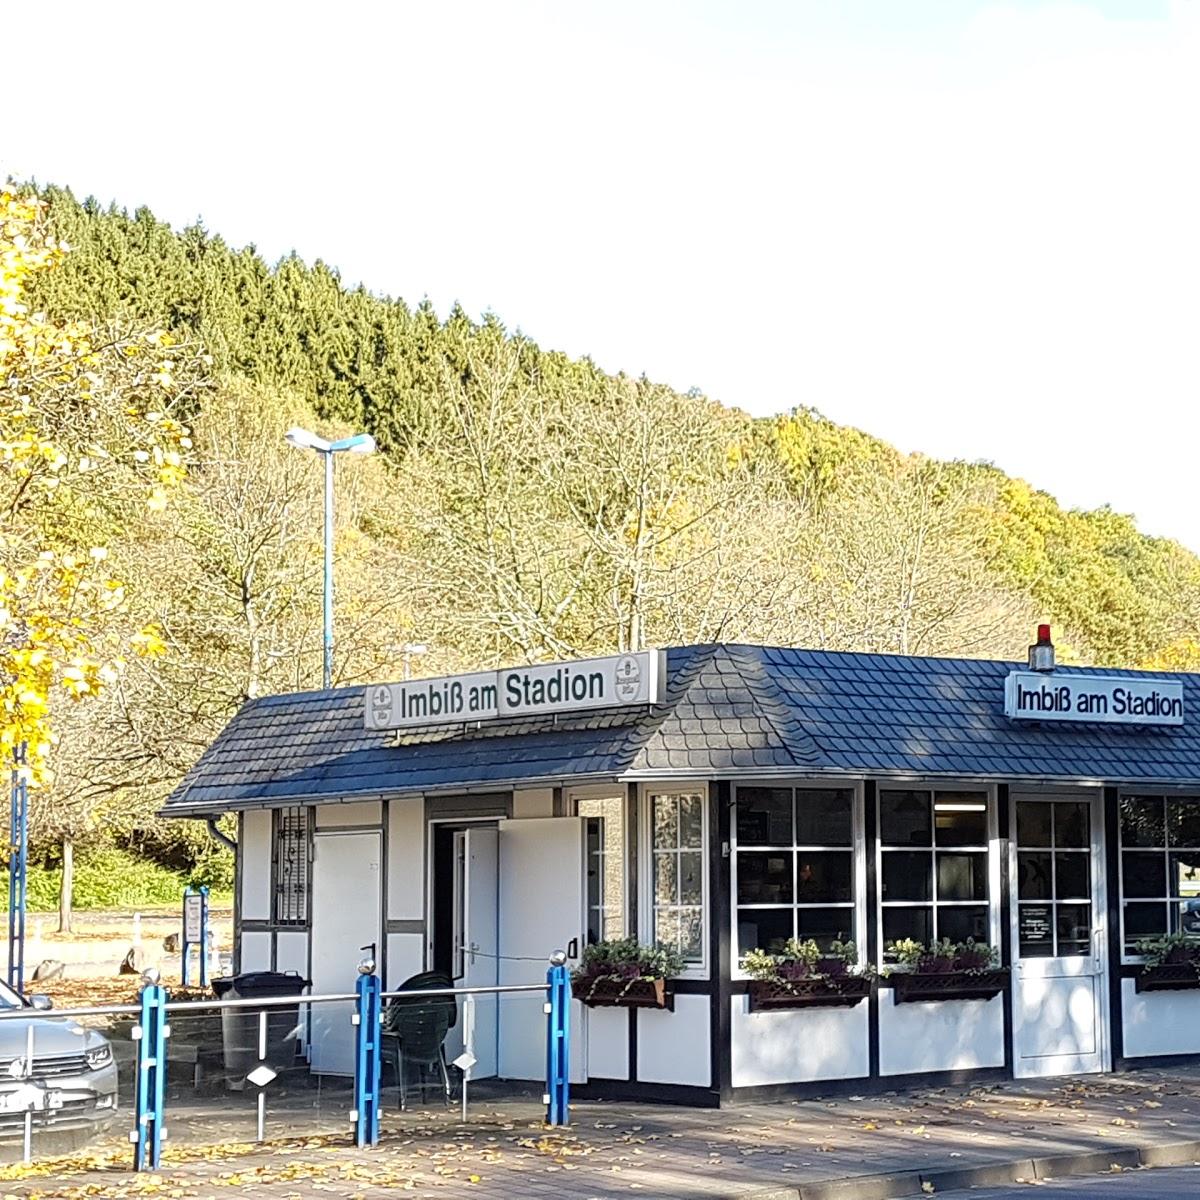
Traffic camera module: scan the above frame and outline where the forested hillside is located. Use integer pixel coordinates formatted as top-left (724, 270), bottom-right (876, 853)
top-left (10, 182), bottom-right (1200, 896)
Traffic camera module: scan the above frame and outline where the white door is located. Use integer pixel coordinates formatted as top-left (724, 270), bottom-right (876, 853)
top-left (461, 826), bottom-right (499, 1079)
top-left (1011, 791), bottom-right (1109, 1077)
top-left (309, 831), bottom-right (382, 1075)
top-left (497, 817), bottom-right (586, 1083)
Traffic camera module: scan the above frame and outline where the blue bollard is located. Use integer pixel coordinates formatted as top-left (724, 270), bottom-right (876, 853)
top-left (132, 975), bottom-right (169, 1170)
top-left (545, 952), bottom-right (570, 1127)
top-left (352, 965), bottom-right (382, 1147)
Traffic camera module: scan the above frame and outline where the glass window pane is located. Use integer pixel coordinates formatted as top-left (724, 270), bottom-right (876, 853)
top-left (1055, 802), bottom-right (1090, 848)
top-left (737, 851), bottom-right (792, 905)
top-left (1056, 903), bottom-right (1092, 956)
top-left (1121, 796), bottom-right (1165, 847)
top-left (736, 788), bottom-right (792, 846)
top-left (652, 796), bottom-right (678, 848)
top-left (1122, 851), bottom-right (1166, 899)
top-left (1019, 903), bottom-right (1054, 956)
top-left (654, 906), bottom-right (680, 950)
top-left (796, 907), bottom-right (855, 949)
top-left (1168, 851), bottom-right (1200, 897)
top-left (679, 908), bottom-right (703, 960)
top-left (737, 907), bottom-right (792, 956)
top-left (883, 906), bottom-right (932, 950)
top-left (1168, 798), bottom-right (1200, 848)
top-left (1055, 852), bottom-right (1091, 900)
top-left (882, 851), bottom-right (932, 901)
top-left (1173, 899), bottom-right (1200, 937)
top-left (796, 852), bottom-right (852, 903)
top-left (678, 852), bottom-right (703, 905)
top-left (933, 795), bottom-right (988, 846)
top-left (880, 790), bottom-right (932, 846)
top-left (1124, 901), bottom-right (1167, 951)
top-left (938, 905), bottom-right (989, 945)
top-left (937, 852), bottom-right (988, 901)
top-left (654, 853), bottom-right (678, 904)
top-left (678, 795), bottom-right (704, 848)
top-left (1017, 801), bottom-right (1053, 847)
top-left (1018, 852), bottom-right (1052, 900)
top-left (796, 789), bottom-right (853, 845)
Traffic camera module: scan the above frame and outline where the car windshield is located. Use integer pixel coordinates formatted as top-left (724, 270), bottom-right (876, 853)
top-left (0, 979), bottom-right (27, 1010)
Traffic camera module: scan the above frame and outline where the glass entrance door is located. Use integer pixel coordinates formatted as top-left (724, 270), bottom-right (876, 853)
top-left (1010, 791), bottom-right (1109, 1077)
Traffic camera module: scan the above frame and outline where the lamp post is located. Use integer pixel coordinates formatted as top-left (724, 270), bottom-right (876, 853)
top-left (285, 427), bottom-right (376, 688)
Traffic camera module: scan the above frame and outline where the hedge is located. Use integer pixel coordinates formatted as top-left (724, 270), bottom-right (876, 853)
top-left (24, 849), bottom-right (232, 912)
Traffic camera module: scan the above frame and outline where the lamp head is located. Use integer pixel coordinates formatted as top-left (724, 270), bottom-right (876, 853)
top-left (330, 433), bottom-right (376, 455)
top-left (285, 426), bottom-right (331, 453)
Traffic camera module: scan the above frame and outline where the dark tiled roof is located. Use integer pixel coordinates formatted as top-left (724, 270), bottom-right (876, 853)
top-left (162, 644), bottom-right (1200, 815)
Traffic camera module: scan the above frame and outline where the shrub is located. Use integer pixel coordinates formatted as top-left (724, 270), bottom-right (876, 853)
top-left (1135, 933), bottom-right (1200, 970)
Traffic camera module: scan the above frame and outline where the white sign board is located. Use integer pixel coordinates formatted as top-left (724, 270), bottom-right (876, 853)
top-left (1004, 671), bottom-right (1184, 726)
top-left (365, 651), bottom-right (664, 731)
top-left (183, 892), bottom-right (204, 942)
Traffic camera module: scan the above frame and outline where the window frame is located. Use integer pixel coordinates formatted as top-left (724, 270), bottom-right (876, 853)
top-left (875, 784), bottom-right (1000, 968)
top-left (730, 780), bottom-right (866, 976)
top-left (270, 805), bottom-right (312, 929)
top-left (568, 786), bottom-right (630, 943)
top-left (1118, 791), bottom-right (1200, 962)
top-left (638, 783), bottom-right (710, 980)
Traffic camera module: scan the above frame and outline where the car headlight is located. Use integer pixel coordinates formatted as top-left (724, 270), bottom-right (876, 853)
top-left (85, 1043), bottom-right (113, 1070)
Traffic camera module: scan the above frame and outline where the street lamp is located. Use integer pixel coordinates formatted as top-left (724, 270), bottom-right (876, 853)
top-left (285, 426), bottom-right (376, 688)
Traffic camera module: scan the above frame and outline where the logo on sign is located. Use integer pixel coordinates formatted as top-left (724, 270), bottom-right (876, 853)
top-left (614, 655), bottom-right (642, 703)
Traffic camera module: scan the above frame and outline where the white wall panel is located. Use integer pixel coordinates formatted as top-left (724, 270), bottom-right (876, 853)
top-left (731, 996), bottom-right (870, 1087)
top-left (512, 789), bottom-right (554, 819)
top-left (586, 1007), bottom-right (630, 1080)
top-left (386, 933), bottom-right (425, 990)
top-left (275, 931), bottom-right (309, 980)
top-left (387, 798), bottom-right (424, 920)
top-left (878, 990), bottom-right (1005, 1076)
top-left (240, 810), bottom-right (272, 922)
top-left (240, 931), bottom-right (272, 972)
top-left (637, 996), bottom-right (710, 1087)
top-left (1122, 980), bottom-right (1200, 1058)
top-left (315, 800), bottom-right (382, 828)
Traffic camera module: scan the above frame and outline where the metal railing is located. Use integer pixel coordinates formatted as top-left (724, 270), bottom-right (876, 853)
top-left (0, 954), bottom-right (572, 1172)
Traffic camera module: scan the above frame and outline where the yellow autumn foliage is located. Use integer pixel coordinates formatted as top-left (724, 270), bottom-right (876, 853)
top-left (0, 187), bottom-right (189, 783)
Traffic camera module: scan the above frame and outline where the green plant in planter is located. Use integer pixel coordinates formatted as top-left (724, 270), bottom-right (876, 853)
top-left (741, 938), bottom-right (869, 986)
top-left (1134, 932), bottom-right (1200, 972)
top-left (571, 937), bottom-right (684, 994)
top-left (886, 937), bottom-right (999, 975)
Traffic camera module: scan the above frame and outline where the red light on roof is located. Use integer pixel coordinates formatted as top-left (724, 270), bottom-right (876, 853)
top-left (1037, 624), bottom-right (1052, 645)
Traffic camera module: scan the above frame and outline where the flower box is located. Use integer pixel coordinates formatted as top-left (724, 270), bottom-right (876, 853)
top-left (747, 976), bottom-right (870, 1011)
top-left (571, 975), bottom-right (673, 1010)
top-left (1135, 963), bottom-right (1200, 994)
top-left (888, 968), bottom-right (1009, 1003)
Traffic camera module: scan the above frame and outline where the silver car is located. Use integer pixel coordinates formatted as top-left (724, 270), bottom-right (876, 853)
top-left (0, 979), bottom-right (117, 1137)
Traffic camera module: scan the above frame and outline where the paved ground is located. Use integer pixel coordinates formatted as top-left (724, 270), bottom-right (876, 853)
top-left (939, 1164), bottom-right (1200, 1198)
top-left (3, 1068), bottom-right (1200, 1199)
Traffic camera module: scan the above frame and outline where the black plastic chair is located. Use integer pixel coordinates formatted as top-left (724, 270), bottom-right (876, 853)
top-left (382, 970), bottom-right (457, 1110)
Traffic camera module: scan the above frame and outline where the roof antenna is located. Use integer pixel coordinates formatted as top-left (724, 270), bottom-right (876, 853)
top-left (1028, 624), bottom-right (1055, 672)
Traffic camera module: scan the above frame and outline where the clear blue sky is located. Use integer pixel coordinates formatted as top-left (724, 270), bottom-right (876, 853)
top-left (5, 1), bottom-right (1197, 547)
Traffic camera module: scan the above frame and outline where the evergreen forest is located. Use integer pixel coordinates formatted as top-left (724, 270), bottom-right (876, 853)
top-left (10, 183), bottom-right (1200, 904)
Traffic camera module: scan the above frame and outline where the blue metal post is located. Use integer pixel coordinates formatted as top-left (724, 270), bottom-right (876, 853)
top-left (7, 744), bottom-right (28, 994)
top-left (132, 978), bottom-right (169, 1170)
top-left (352, 968), bottom-right (381, 1147)
top-left (199, 886), bottom-right (209, 989)
top-left (545, 954), bottom-right (570, 1127)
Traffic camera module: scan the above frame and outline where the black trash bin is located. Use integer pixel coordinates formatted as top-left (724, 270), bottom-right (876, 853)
top-left (212, 970), bottom-right (309, 1091)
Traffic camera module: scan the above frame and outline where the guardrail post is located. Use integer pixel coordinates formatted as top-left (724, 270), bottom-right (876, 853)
top-left (545, 950), bottom-right (570, 1127)
top-left (352, 961), bottom-right (382, 1147)
top-left (132, 971), bottom-right (169, 1170)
